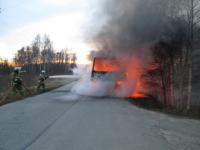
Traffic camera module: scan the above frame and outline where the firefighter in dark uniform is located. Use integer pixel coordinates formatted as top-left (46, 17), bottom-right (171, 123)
top-left (12, 67), bottom-right (23, 95)
top-left (37, 70), bottom-right (48, 91)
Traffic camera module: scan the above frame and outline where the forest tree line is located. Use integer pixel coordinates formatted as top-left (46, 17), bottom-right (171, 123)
top-left (0, 58), bottom-right (13, 74)
top-left (0, 34), bottom-right (77, 75)
top-left (142, 0), bottom-right (200, 111)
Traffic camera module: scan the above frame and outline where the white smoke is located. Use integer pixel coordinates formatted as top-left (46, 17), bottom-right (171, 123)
top-left (71, 64), bottom-right (138, 98)
top-left (73, 64), bottom-right (89, 75)
top-left (72, 66), bottom-right (115, 97)
top-left (115, 80), bottom-right (136, 97)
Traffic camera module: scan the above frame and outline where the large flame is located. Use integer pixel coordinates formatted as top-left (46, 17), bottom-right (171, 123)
top-left (93, 58), bottom-right (120, 72)
top-left (92, 57), bottom-right (146, 98)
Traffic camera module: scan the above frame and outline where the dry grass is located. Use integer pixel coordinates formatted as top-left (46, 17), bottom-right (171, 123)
top-left (0, 75), bottom-right (77, 106)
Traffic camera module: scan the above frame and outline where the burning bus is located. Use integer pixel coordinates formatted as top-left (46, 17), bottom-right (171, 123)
top-left (91, 58), bottom-right (124, 81)
top-left (91, 57), bottom-right (146, 98)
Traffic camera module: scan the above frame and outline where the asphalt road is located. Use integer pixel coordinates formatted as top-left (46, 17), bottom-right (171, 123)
top-left (0, 82), bottom-right (200, 150)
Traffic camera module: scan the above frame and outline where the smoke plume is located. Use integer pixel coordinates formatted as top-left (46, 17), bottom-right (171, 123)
top-left (73, 0), bottom-right (171, 98)
top-left (88, 0), bottom-right (170, 58)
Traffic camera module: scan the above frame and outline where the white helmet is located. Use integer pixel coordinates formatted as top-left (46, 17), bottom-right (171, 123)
top-left (14, 67), bottom-right (21, 73)
top-left (14, 67), bottom-right (21, 71)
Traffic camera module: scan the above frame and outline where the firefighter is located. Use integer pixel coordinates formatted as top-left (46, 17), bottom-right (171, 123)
top-left (11, 67), bottom-right (23, 95)
top-left (37, 70), bottom-right (48, 91)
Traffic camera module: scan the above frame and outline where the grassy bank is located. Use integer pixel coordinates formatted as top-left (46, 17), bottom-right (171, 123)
top-left (129, 98), bottom-right (200, 120)
top-left (0, 77), bottom-right (77, 106)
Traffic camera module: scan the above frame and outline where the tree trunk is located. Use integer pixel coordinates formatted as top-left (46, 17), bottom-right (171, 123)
top-left (161, 72), bottom-right (168, 105)
top-left (187, 57), bottom-right (192, 110)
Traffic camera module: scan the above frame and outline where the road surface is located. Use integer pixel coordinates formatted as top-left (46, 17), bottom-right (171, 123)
top-left (0, 82), bottom-right (200, 150)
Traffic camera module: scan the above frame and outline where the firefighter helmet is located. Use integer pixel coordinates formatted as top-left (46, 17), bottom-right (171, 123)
top-left (41, 70), bottom-right (46, 74)
top-left (14, 67), bottom-right (21, 74)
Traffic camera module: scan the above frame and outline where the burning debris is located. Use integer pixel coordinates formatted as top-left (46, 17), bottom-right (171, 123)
top-left (73, 0), bottom-right (162, 98)
top-left (72, 56), bottom-right (148, 98)
top-left (72, 0), bottom-right (167, 98)
top-left (74, 0), bottom-right (200, 112)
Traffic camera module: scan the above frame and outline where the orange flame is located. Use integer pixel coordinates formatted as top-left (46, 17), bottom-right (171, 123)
top-left (93, 58), bottom-right (120, 72)
top-left (92, 57), bottom-right (146, 98)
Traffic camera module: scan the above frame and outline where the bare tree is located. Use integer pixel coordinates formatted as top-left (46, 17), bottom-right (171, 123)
top-left (41, 35), bottom-right (54, 74)
top-left (179, 0), bottom-right (200, 110)
top-left (70, 53), bottom-right (77, 69)
top-left (13, 34), bottom-right (77, 76)
top-left (147, 0), bottom-right (200, 110)
top-left (32, 34), bottom-right (41, 64)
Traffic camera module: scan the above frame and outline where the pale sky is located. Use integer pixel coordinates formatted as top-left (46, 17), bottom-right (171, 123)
top-left (0, 0), bottom-right (99, 64)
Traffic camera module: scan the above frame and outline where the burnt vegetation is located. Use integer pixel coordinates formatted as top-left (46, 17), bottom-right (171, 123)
top-left (89, 0), bottom-right (200, 112)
